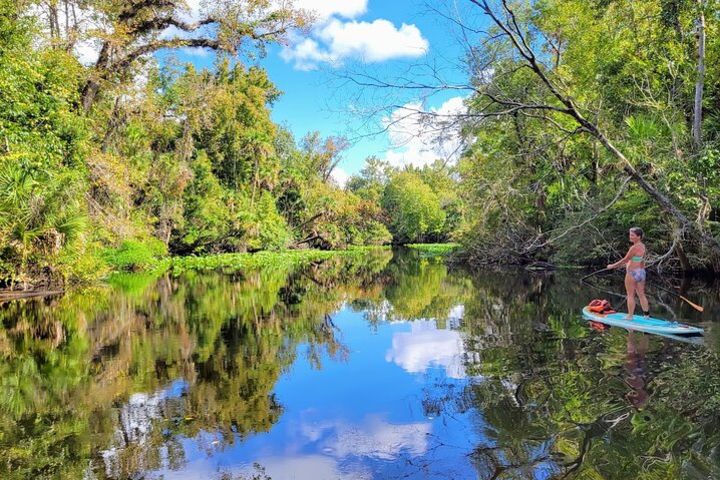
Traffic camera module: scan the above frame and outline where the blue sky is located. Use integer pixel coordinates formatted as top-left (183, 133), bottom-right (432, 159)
top-left (155, 0), bottom-right (477, 184)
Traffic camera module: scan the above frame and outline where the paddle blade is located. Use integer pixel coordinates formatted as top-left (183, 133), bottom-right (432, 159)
top-left (680, 295), bottom-right (704, 312)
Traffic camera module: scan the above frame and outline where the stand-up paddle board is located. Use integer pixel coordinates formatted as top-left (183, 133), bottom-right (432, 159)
top-left (582, 306), bottom-right (703, 336)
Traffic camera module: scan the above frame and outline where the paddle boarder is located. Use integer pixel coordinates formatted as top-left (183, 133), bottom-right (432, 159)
top-left (607, 227), bottom-right (650, 319)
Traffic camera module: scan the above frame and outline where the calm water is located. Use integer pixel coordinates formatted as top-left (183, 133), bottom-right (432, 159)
top-left (2, 250), bottom-right (720, 480)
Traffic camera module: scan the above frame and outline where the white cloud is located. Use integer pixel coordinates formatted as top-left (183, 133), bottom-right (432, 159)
top-left (321, 19), bottom-right (429, 62)
top-left (331, 167), bottom-right (350, 189)
top-left (293, 0), bottom-right (368, 21)
top-left (175, 0), bottom-right (205, 22)
top-left (176, 454), bottom-right (371, 480)
top-left (385, 320), bottom-right (467, 379)
top-left (237, 455), bottom-right (366, 480)
top-left (326, 417), bottom-right (430, 460)
top-left (280, 37), bottom-right (333, 70)
top-left (222, 415), bottom-right (427, 480)
top-left (296, 416), bottom-right (430, 460)
top-left (282, 18), bottom-right (429, 70)
top-left (381, 96), bottom-right (467, 168)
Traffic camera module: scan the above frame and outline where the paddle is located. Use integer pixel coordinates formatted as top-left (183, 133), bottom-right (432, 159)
top-left (650, 282), bottom-right (704, 313)
top-left (580, 268), bottom-right (609, 282)
top-left (582, 267), bottom-right (704, 313)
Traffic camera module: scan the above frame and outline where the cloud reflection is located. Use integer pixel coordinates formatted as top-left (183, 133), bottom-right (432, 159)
top-left (222, 417), bottom-right (430, 480)
top-left (385, 320), bottom-right (466, 378)
top-left (237, 455), bottom-right (371, 480)
top-left (312, 416), bottom-right (430, 460)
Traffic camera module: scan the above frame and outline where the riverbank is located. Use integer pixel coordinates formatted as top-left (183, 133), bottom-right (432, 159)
top-left (0, 244), bottom-right (464, 301)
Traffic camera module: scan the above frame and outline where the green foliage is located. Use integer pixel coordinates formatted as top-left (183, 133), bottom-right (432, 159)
top-left (0, 1), bottom-right (90, 287)
top-left (177, 150), bottom-right (232, 252)
top-left (0, 2), bottom-right (472, 287)
top-left (102, 238), bottom-right (168, 271)
top-left (382, 171), bottom-right (446, 244)
top-left (240, 191), bottom-right (292, 251)
top-left (167, 247), bottom-right (389, 276)
top-left (458, 0), bottom-right (720, 270)
top-left (348, 160), bottom-right (464, 246)
top-left (407, 243), bottom-right (461, 257)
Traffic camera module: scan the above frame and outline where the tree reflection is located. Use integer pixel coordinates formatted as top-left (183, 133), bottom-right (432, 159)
top-left (0, 250), bottom-right (392, 480)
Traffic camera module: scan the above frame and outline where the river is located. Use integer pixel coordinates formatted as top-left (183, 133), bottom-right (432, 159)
top-left (2, 249), bottom-right (719, 479)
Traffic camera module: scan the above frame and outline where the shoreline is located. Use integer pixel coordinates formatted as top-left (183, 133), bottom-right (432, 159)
top-left (0, 247), bottom-right (395, 301)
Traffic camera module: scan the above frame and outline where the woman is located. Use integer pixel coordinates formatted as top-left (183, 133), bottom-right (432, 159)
top-left (607, 227), bottom-right (650, 319)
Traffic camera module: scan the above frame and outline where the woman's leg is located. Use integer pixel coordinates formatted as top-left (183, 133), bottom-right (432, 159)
top-left (636, 280), bottom-right (649, 316)
top-left (625, 273), bottom-right (637, 319)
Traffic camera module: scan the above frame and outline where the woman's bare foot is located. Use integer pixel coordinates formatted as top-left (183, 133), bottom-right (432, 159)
top-left (624, 314), bottom-right (633, 320)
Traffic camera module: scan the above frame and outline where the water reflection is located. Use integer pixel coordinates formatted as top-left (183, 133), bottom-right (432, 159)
top-left (386, 320), bottom-right (467, 378)
top-left (625, 332), bottom-right (649, 410)
top-left (1, 249), bottom-right (720, 479)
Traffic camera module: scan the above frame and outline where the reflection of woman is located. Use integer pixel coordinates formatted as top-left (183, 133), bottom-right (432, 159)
top-left (625, 332), bottom-right (649, 409)
top-left (607, 227), bottom-right (650, 319)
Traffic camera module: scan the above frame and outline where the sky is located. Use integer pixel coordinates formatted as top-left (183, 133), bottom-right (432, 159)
top-left (269, 0), bottom-right (472, 181)
top-left (159, 0), bottom-right (477, 185)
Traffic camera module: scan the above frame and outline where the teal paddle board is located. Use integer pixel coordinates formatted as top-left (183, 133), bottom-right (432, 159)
top-left (582, 306), bottom-right (703, 336)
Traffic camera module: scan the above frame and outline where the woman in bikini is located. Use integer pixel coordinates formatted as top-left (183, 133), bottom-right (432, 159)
top-left (607, 227), bottom-right (650, 319)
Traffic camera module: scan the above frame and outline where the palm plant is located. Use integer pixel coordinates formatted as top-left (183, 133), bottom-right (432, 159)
top-left (0, 158), bottom-right (86, 289)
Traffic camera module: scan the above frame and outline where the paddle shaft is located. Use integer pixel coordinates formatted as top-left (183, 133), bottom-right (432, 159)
top-left (650, 282), bottom-right (704, 313)
top-left (580, 268), bottom-right (609, 282)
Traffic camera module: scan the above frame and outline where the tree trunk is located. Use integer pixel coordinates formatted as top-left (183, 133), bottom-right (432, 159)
top-left (81, 42), bottom-right (112, 111)
top-left (692, 0), bottom-right (706, 149)
top-left (81, 79), bottom-right (102, 112)
top-left (48, 2), bottom-right (59, 39)
top-left (674, 238), bottom-right (691, 272)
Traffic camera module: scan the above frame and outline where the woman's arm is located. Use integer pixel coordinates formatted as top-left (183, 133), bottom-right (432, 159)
top-left (607, 246), bottom-right (638, 269)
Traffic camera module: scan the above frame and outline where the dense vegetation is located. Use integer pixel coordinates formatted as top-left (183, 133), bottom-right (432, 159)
top-left (451, 0), bottom-right (720, 272)
top-left (0, 1), bottom-right (462, 290)
top-left (6, 0), bottom-right (720, 290)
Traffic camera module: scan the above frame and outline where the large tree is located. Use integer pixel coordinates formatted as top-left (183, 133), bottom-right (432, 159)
top-left (27, 0), bottom-right (309, 111)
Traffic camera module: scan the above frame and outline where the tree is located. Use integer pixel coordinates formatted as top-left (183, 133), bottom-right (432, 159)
top-left (693, 0), bottom-right (707, 149)
top-left (26, 0), bottom-right (309, 111)
top-left (0, 0), bottom-right (91, 287)
top-left (346, 156), bottom-right (391, 204)
top-left (300, 132), bottom-right (349, 184)
top-left (382, 171), bottom-right (446, 244)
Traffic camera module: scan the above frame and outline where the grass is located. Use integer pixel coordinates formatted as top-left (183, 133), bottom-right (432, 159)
top-left (106, 246), bottom-right (391, 277)
top-left (406, 243), bottom-right (461, 257)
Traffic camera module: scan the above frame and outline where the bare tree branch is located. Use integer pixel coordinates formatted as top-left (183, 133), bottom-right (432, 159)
top-left (524, 176), bottom-right (633, 253)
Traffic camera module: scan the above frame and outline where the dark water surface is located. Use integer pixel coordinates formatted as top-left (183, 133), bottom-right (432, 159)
top-left (3, 250), bottom-right (720, 479)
